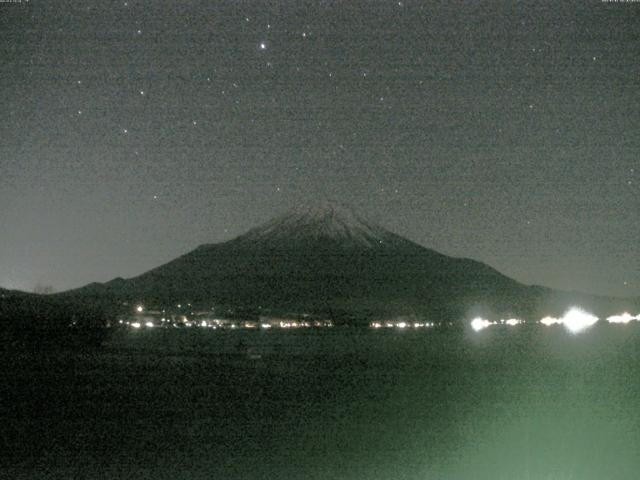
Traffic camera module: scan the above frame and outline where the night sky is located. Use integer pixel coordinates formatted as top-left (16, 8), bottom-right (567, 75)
top-left (1, 0), bottom-right (638, 297)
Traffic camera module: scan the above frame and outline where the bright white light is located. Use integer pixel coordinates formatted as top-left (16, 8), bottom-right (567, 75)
top-left (259, 42), bottom-right (267, 50)
top-left (145, 321), bottom-right (154, 328)
top-left (136, 305), bottom-right (144, 313)
top-left (540, 316), bottom-right (562, 326)
top-left (131, 322), bottom-right (141, 329)
top-left (607, 312), bottom-right (637, 324)
top-left (471, 317), bottom-right (491, 332)
top-left (504, 318), bottom-right (522, 326)
top-left (397, 322), bottom-right (407, 329)
top-left (200, 320), bottom-right (208, 327)
top-left (562, 308), bottom-right (598, 333)
top-left (370, 322), bottom-right (382, 329)
top-left (261, 323), bottom-right (271, 329)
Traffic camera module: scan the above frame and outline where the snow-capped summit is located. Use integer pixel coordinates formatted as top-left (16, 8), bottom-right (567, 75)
top-left (237, 202), bottom-right (397, 247)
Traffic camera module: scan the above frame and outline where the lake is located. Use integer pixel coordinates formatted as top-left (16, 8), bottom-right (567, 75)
top-left (2, 324), bottom-right (640, 479)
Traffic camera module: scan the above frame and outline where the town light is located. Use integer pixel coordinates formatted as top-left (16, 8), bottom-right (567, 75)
top-left (562, 308), bottom-right (598, 333)
top-left (606, 312), bottom-right (637, 324)
top-left (540, 316), bottom-right (562, 326)
top-left (471, 317), bottom-right (491, 332)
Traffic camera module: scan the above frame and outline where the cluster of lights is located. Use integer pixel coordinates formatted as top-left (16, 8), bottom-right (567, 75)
top-left (369, 321), bottom-right (436, 329)
top-left (470, 317), bottom-right (524, 332)
top-left (123, 316), bottom-right (333, 330)
top-left (537, 309), bottom-right (639, 332)
top-left (471, 308), bottom-right (640, 334)
top-left (561, 308), bottom-right (599, 333)
top-left (470, 318), bottom-right (494, 332)
top-left (540, 316), bottom-right (563, 326)
top-left (471, 308), bottom-right (598, 333)
top-left (270, 320), bottom-right (333, 329)
top-left (606, 312), bottom-right (640, 324)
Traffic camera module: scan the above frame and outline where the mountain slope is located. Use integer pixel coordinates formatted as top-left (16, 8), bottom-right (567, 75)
top-left (61, 204), bottom-right (638, 322)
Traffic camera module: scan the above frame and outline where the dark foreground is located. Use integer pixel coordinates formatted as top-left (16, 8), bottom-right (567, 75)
top-left (2, 325), bottom-right (640, 479)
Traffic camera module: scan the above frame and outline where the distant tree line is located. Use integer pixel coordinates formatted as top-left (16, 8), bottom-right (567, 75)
top-left (0, 294), bottom-right (113, 351)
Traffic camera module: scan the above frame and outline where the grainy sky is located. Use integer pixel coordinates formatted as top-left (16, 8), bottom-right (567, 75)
top-left (1, 0), bottom-right (638, 296)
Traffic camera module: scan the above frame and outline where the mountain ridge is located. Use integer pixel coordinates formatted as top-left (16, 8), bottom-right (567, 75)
top-left (46, 204), bottom-right (637, 322)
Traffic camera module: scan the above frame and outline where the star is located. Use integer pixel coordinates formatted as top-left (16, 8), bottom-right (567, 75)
top-left (123, 128), bottom-right (128, 134)
top-left (139, 90), bottom-right (145, 95)
top-left (259, 42), bottom-right (267, 50)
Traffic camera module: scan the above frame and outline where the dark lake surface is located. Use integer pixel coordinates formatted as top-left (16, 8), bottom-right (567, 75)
top-left (3, 324), bottom-right (640, 479)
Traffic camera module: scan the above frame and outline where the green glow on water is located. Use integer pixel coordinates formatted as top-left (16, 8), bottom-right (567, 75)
top-left (3, 325), bottom-right (640, 479)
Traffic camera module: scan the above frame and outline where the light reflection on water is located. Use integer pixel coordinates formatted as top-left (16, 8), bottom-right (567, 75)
top-left (5, 324), bottom-right (640, 480)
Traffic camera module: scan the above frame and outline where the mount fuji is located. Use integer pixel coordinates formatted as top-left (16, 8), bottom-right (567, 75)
top-left (57, 203), bottom-right (637, 323)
